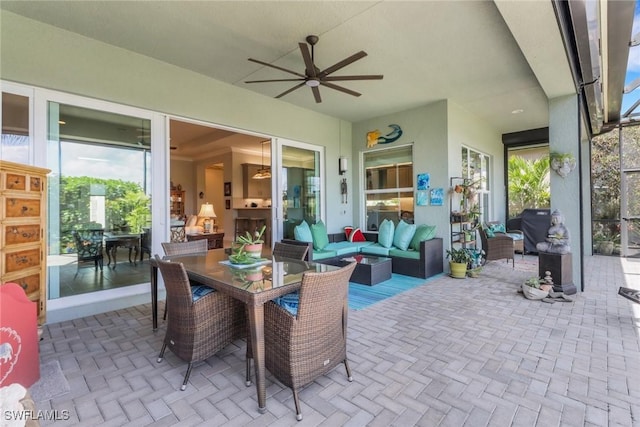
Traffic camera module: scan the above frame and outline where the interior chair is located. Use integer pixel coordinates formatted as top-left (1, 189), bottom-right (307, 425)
top-left (170, 225), bottom-right (186, 242)
top-left (72, 229), bottom-right (104, 274)
top-left (140, 227), bottom-right (152, 261)
top-left (478, 226), bottom-right (515, 268)
top-left (272, 242), bottom-right (309, 260)
top-left (249, 262), bottom-right (357, 421)
top-left (154, 256), bottom-right (246, 390)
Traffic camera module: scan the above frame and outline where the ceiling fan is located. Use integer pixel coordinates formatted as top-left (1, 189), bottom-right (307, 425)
top-left (246, 35), bottom-right (383, 103)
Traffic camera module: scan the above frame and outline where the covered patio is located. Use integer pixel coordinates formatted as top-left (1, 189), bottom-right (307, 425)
top-left (32, 255), bottom-right (640, 426)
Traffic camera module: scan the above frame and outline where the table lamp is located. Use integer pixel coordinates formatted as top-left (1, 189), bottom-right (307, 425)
top-left (198, 203), bottom-right (217, 233)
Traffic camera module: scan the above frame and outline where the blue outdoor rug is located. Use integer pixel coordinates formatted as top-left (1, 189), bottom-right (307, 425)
top-left (348, 273), bottom-right (443, 310)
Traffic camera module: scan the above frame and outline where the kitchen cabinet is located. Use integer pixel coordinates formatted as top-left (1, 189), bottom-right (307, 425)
top-left (243, 164), bottom-right (271, 198)
top-left (1, 160), bottom-right (50, 325)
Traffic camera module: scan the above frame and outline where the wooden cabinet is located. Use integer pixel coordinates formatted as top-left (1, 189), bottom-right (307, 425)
top-left (1, 160), bottom-right (50, 325)
top-left (243, 164), bottom-right (271, 198)
top-left (170, 190), bottom-right (185, 217)
top-left (186, 232), bottom-right (224, 250)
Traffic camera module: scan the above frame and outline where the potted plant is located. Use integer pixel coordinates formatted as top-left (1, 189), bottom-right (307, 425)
top-left (521, 276), bottom-right (548, 300)
top-left (446, 247), bottom-right (472, 279)
top-left (234, 224), bottom-right (267, 258)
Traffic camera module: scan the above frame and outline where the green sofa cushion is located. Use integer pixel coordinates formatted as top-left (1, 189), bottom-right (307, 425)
top-left (324, 241), bottom-right (374, 256)
top-left (389, 248), bottom-right (421, 259)
top-left (410, 224), bottom-right (436, 250)
top-left (360, 243), bottom-right (391, 256)
top-left (310, 220), bottom-right (329, 250)
top-left (312, 249), bottom-right (338, 260)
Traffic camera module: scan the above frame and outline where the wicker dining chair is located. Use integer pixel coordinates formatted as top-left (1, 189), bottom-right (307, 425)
top-left (161, 239), bottom-right (207, 256)
top-left (272, 242), bottom-right (309, 260)
top-left (255, 262), bottom-right (356, 421)
top-left (159, 239), bottom-right (209, 321)
top-left (154, 255), bottom-right (246, 390)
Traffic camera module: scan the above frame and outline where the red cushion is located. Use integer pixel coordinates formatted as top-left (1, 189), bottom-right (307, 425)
top-left (348, 227), bottom-right (366, 242)
top-left (344, 226), bottom-right (354, 240)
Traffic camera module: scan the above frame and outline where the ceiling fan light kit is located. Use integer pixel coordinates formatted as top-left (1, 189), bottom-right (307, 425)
top-left (246, 35), bottom-right (383, 103)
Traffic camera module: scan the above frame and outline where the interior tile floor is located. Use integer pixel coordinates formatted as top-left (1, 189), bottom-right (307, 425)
top-left (33, 255), bottom-right (640, 426)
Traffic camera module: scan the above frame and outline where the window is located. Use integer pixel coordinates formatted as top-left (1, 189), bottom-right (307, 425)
top-left (461, 146), bottom-right (490, 223)
top-left (363, 145), bottom-right (413, 231)
top-left (1, 92), bottom-right (30, 164)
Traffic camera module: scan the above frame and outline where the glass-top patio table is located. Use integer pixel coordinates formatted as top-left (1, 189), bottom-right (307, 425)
top-left (149, 250), bottom-right (340, 412)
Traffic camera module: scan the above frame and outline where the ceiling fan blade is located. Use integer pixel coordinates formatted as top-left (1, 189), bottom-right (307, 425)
top-left (324, 75), bottom-right (383, 81)
top-left (311, 86), bottom-right (322, 103)
top-left (275, 82), bottom-right (306, 99)
top-left (320, 81), bottom-right (361, 97)
top-left (245, 78), bottom-right (305, 83)
top-left (248, 58), bottom-right (306, 78)
top-left (298, 42), bottom-right (317, 77)
top-left (320, 51), bottom-right (367, 77)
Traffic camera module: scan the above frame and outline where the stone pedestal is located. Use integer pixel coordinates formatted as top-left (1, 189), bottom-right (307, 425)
top-left (539, 252), bottom-right (576, 295)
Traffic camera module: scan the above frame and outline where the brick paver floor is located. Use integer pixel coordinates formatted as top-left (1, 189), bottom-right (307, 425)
top-left (32, 255), bottom-right (640, 426)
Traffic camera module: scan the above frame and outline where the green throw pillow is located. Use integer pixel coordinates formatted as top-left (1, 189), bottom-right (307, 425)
top-left (393, 220), bottom-right (416, 251)
top-left (378, 219), bottom-right (395, 248)
top-left (310, 220), bottom-right (329, 251)
top-left (410, 224), bottom-right (436, 251)
top-left (490, 223), bottom-right (506, 233)
top-left (483, 226), bottom-right (495, 238)
top-left (294, 221), bottom-right (313, 243)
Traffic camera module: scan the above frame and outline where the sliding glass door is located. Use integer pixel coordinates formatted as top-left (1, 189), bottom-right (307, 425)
top-left (274, 139), bottom-right (324, 241)
top-left (47, 102), bottom-right (152, 299)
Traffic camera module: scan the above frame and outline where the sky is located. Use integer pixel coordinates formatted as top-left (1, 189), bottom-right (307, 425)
top-left (622, 0), bottom-right (640, 117)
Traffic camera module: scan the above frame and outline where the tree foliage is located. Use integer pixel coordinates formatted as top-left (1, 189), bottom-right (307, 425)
top-left (508, 155), bottom-right (550, 217)
top-left (58, 176), bottom-right (150, 252)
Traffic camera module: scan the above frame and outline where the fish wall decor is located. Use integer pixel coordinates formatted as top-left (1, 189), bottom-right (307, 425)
top-left (366, 124), bottom-right (403, 148)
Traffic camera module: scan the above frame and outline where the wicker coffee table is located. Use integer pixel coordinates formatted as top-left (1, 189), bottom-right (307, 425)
top-left (322, 255), bottom-right (392, 285)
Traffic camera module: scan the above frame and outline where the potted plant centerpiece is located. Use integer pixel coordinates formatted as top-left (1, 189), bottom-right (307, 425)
top-left (233, 224), bottom-right (266, 259)
top-left (446, 247), bottom-right (472, 279)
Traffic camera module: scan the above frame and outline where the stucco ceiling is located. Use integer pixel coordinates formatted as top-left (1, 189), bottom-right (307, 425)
top-left (1, 0), bottom-right (578, 140)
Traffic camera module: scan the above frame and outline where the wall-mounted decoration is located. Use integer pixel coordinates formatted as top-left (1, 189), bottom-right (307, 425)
top-left (366, 124), bottom-right (403, 148)
top-left (417, 173), bottom-right (430, 190)
top-left (224, 182), bottom-right (232, 196)
top-left (416, 191), bottom-right (429, 206)
top-left (550, 152), bottom-right (576, 178)
top-left (225, 199), bottom-right (231, 210)
top-left (199, 191), bottom-right (204, 199)
top-left (430, 188), bottom-right (444, 206)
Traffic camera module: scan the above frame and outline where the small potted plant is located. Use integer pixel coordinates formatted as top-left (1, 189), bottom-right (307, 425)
top-left (233, 225), bottom-right (266, 258)
top-left (521, 276), bottom-right (548, 300)
top-left (446, 247), bottom-right (472, 279)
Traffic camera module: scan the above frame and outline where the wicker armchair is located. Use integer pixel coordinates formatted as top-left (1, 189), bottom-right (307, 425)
top-left (272, 242), bottom-right (309, 260)
top-left (478, 226), bottom-right (515, 267)
top-left (260, 262), bottom-right (357, 420)
top-left (154, 255), bottom-right (246, 390)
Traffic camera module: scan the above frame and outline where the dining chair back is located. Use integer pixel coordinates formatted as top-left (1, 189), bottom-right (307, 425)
top-left (272, 242), bottom-right (309, 260)
top-left (72, 229), bottom-right (104, 274)
top-left (161, 239), bottom-right (207, 256)
top-left (262, 261), bottom-right (357, 420)
top-left (154, 255), bottom-right (246, 390)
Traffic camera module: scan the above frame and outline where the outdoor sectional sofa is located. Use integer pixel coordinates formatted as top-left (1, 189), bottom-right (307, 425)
top-left (282, 220), bottom-right (443, 279)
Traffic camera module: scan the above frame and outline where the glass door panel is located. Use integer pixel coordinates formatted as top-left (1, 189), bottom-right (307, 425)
top-left (1, 92), bottom-right (30, 163)
top-left (622, 171), bottom-right (640, 257)
top-left (278, 143), bottom-right (322, 240)
top-left (47, 102), bottom-right (152, 299)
